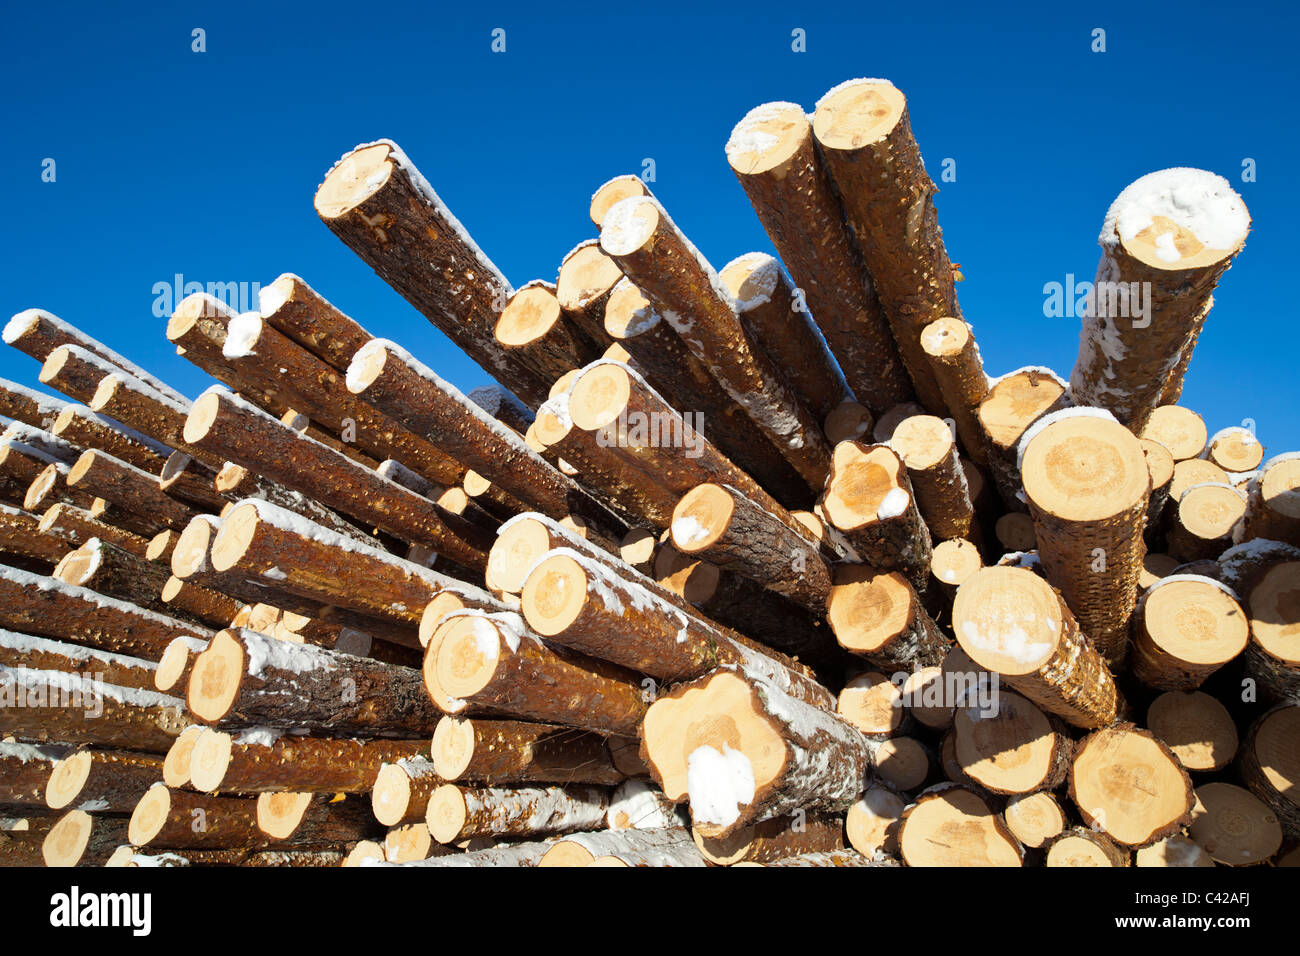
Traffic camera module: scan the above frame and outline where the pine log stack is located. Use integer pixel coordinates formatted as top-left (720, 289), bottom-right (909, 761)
top-left (0, 74), bottom-right (1288, 870)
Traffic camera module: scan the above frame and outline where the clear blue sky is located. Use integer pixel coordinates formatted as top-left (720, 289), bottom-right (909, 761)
top-left (2, 1), bottom-right (1296, 452)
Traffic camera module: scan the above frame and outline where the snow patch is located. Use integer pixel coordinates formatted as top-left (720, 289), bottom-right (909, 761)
top-left (686, 744), bottom-right (755, 827)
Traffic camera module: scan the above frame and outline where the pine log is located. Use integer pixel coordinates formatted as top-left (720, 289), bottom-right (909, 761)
top-left (1237, 705), bottom-right (1300, 839)
top-left (160, 576), bottom-right (241, 630)
top-left (1002, 791), bottom-right (1067, 850)
top-left (256, 791), bottom-right (377, 844)
top-left (930, 537), bottom-right (982, 597)
top-left (52, 405), bottom-right (171, 473)
top-left (1020, 410), bottom-right (1151, 663)
top-left (1188, 782), bottom-right (1282, 865)
top-left (1129, 575), bottom-right (1248, 690)
top-left (1241, 559), bottom-right (1300, 704)
top-left (0, 565), bottom-right (211, 661)
top-left (154, 635), bottom-right (207, 695)
top-left (66, 449), bottom-right (195, 532)
top-left (818, 441), bottom-right (932, 589)
top-left (890, 414), bottom-right (975, 540)
top-left (45, 748), bottom-right (163, 813)
top-left (0, 375), bottom-right (66, 429)
top-left (693, 811), bottom-right (844, 866)
top-left (467, 385), bottom-right (534, 435)
top-left (844, 785), bottom-right (905, 858)
top-left (977, 367), bottom-right (1069, 510)
top-left (953, 565), bottom-right (1124, 729)
top-left (669, 482), bottom-right (832, 610)
top-left (0, 740), bottom-right (67, 806)
top-left (42, 810), bottom-right (131, 866)
top-left (919, 317), bottom-right (989, 463)
top-left (128, 785), bottom-right (266, 849)
top-left (619, 527), bottom-right (657, 575)
top-left (1045, 826), bottom-right (1130, 867)
top-left (186, 628), bottom-right (439, 737)
top-left (39, 503), bottom-right (149, 557)
top-left (555, 240), bottom-right (623, 351)
top-left (0, 666), bottom-right (189, 753)
top-left (314, 139), bottom-right (550, 407)
top-left (836, 670), bottom-right (906, 739)
top-left (85, 371), bottom-right (223, 474)
top-left (1240, 454), bottom-right (1300, 546)
top-left (826, 565), bottom-right (948, 669)
top-left (0, 629), bottom-right (157, 692)
top-left (257, 272), bottom-right (373, 373)
top-left (1141, 437), bottom-right (1176, 537)
top-left (431, 717), bottom-right (626, 787)
top-left (823, 401), bottom-right (873, 446)
top-left (1070, 169), bottom-right (1249, 430)
top-left (1134, 833), bottom-right (1216, 867)
top-left (0, 502), bottom-right (71, 566)
top-left (22, 460), bottom-right (96, 515)
top-left (897, 784), bottom-right (1024, 866)
top-left (599, 195), bottom-right (831, 491)
top-left (54, 537), bottom-right (176, 616)
top-left (428, 611), bottom-right (646, 735)
top-left (949, 689), bottom-right (1070, 794)
top-left (536, 827), bottom-right (702, 867)
top-left (641, 668), bottom-right (870, 838)
top-left (40, 344), bottom-right (144, 405)
top-left (1205, 426), bottom-right (1264, 473)
top-left (1068, 724), bottom-right (1195, 846)
top-left (497, 281), bottom-right (600, 386)
top-left (1146, 690), bottom-right (1238, 772)
top-left (724, 101), bottom-right (913, 413)
top-left (212, 461), bottom-right (376, 546)
top-left (1139, 405), bottom-right (1208, 461)
top-left (426, 782), bottom-right (608, 844)
top-left (371, 757), bottom-right (441, 827)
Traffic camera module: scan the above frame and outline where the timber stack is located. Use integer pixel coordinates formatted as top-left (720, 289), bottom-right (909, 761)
top-left (1, 76), bottom-right (1294, 870)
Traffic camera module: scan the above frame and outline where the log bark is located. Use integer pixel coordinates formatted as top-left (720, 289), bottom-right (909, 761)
top-left (0, 740), bottom-right (67, 806)
top-left (39, 503), bottom-right (150, 557)
top-left (88, 371), bottom-right (223, 471)
top-left (186, 628), bottom-right (440, 737)
top-left (256, 791), bottom-right (378, 844)
top-left (430, 717), bottom-right (626, 786)
top-left (693, 811), bottom-right (844, 866)
top-left (556, 240), bottom-right (623, 351)
top-left (920, 317), bottom-right (989, 463)
top-left (426, 782), bottom-right (608, 844)
top-left (160, 576), bottom-right (242, 630)
top-left (314, 139), bottom-right (550, 407)
top-left (0, 502), bottom-right (71, 566)
top-left (67, 449), bottom-right (195, 532)
top-left (1070, 169), bottom-right (1249, 430)
top-left (1237, 704), bottom-right (1300, 839)
top-left (0, 629), bottom-right (158, 692)
top-left (641, 668), bottom-right (870, 838)
top-left (54, 537), bottom-right (177, 616)
top-left (45, 748), bottom-right (163, 813)
top-left (1129, 575), bottom-right (1248, 690)
top-left (40, 344), bottom-right (143, 405)
top-left (725, 102), bottom-right (913, 413)
top-left (467, 385), bottom-right (534, 435)
top-left (890, 413), bottom-right (975, 541)
top-left (52, 405), bottom-right (172, 472)
top-left (826, 565), bottom-right (949, 669)
top-left (1020, 410), bottom-right (1151, 663)
top-left (0, 375), bottom-right (66, 429)
top-left (127, 785), bottom-right (266, 849)
top-left (257, 272), bottom-right (374, 374)
top-left (41, 809), bottom-right (131, 866)
top-left (953, 565), bottom-right (1125, 729)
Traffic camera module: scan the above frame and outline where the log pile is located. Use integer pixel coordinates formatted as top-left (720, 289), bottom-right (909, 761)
top-left (1, 75), bottom-right (1293, 870)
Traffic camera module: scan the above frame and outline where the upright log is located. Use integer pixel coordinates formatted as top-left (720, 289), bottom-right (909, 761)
top-left (920, 317), bottom-right (989, 463)
top-left (977, 367), bottom-right (1069, 510)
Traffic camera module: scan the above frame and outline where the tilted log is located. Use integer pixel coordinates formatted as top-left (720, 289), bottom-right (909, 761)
top-left (0, 375), bottom-right (66, 429)
top-left (1019, 410), bottom-right (1151, 663)
top-left (212, 461), bottom-right (377, 546)
top-left (66, 449), bottom-right (195, 532)
top-left (45, 748), bottom-right (163, 813)
top-left (825, 565), bottom-right (949, 669)
top-left (725, 101), bottom-right (913, 413)
top-left (0, 502), bottom-right (71, 566)
top-left (811, 79), bottom-right (961, 415)
top-left (953, 565), bottom-right (1124, 729)
top-left (160, 576), bottom-right (242, 630)
top-left (52, 404), bottom-right (172, 472)
top-left (128, 785), bottom-right (266, 849)
top-left (693, 811), bottom-right (845, 867)
top-left (256, 791), bottom-right (378, 844)
top-left (1239, 453), bottom-right (1300, 547)
top-left (187, 628), bottom-right (439, 737)
top-left (42, 810), bottom-right (131, 866)
top-left (599, 194), bottom-right (831, 492)
top-left (1241, 559), bottom-right (1300, 704)
top-left (467, 385), bottom-right (534, 435)
top-left (257, 272), bottom-right (373, 374)
top-left (556, 240), bottom-right (623, 351)
top-left (39, 503), bottom-right (150, 557)
top-left (641, 668), bottom-right (870, 839)
top-left (977, 367), bottom-right (1070, 510)
top-left (536, 827), bottom-right (703, 867)
top-left (1070, 169), bottom-right (1249, 430)
top-left (496, 281), bottom-right (600, 386)
top-left (430, 717), bottom-right (626, 786)
top-left (54, 537), bottom-right (177, 617)
top-left (371, 757), bottom-right (441, 827)
top-left (589, 174), bottom-right (651, 228)
top-left (0, 740), bottom-right (67, 806)
top-left (890, 414), bottom-right (975, 541)
top-left (88, 371), bottom-right (222, 471)
top-left (314, 139), bottom-right (550, 407)
top-left (40, 344), bottom-right (143, 405)
top-left (425, 782), bottom-right (609, 845)
top-left (919, 317), bottom-right (989, 463)
top-left (0, 629), bottom-right (157, 692)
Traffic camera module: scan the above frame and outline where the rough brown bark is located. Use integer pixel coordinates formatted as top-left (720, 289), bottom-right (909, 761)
top-left (39, 503), bottom-right (150, 557)
top-left (45, 748), bottom-right (164, 813)
top-left (826, 565), bottom-right (949, 669)
top-left (430, 717), bottom-right (625, 786)
top-left (426, 782), bottom-right (609, 844)
top-left (0, 630), bottom-right (158, 692)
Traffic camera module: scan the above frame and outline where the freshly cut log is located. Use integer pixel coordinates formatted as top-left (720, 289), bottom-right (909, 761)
top-left (257, 272), bottom-right (373, 373)
top-left (897, 784), bottom-right (1024, 866)
top-left (22, 460), bottom-right (95, 515)
top-left (1129, 575), bottom-right (1248, 690)
top-left (870, 737), bottom-right (934, 792)
top-left (211, 499), bottom-right (478, 629)
top-left (0, 502), bottom-right (71, 566)
top-left (39, 503), bottom-right (149, 557)
top-left (347, 339), bottom-right (619, 532)
top-left (1019, 410), bottom-right (1151, 663)
top-left (52, 405), bottom-right (171, 473)
top-left (818, 441), bottom-right (932, 589)
top-left (589, 175), bottom-right (652, 228)
top-left (718, 252), bottom-right (851, 420)
top-left (1167, 483), bottom-right (1245, 561)
top-left (1146, 690), bottom-right (1238, 772)
top-left (1068, 724), bottom-right (1194, 846)
top-left (462, 469), bottom-right (528, 521)
top-left (890, 414), bottom-right (975, 540)
top-left (1167, 457), bottom-right (1230, 509)
top-left (617, 528), bottom-right (656, 576)
top-left (1239, 559), bottom-right (1300, 704)
top-left (1188, 782), bottom-right (1282, 865)
top-left (0, 566), bottom-right (210, 660)
top-left (599, 196), bottom-right (832, 490)
top-left (1139, 405), bottom-right (1208, 461)
top-left (371, 757), bottom-right (440, 826)
top-left (154, 636), bottom-right (207, 694)
top-left (212, 461), bottom-right (374, 546)
top-left (930, 538), bottom-right (982, 597)
top-left (606, 779), bottom-right (685, 831)
top-left (161, 576), bottom-right (241, 630)
top-left (570, 360), bottom-right (806, 523)
top-left (184, 388), bottom-right (487, 569)
top-left (873, 403), bottom-right (928, 444)
top-left (725, 101), bottom-right (913, 412)
top-left (739, 849), bottom-right (893, 867)
top-left (1205, 426), bottom-right (1264, 473)
top-left (948, 690), bottom-right (1070, 794)
top-left (977, 368), bottom-right (1069, 510)
top-left (669, 482), bottom-right (832, 611)
top-left (186, 628), bottom-right (440, 737)
top-left (1141, 438), bottom-right (1176, 536)
top-left (953, 566), bottom-right (1124, 729)
top-left (40, 344), bottom-right (139, 405)
top-left (641, 668), bottom-right (870, 838)
top-left (845, 786), bottom-right (905, 858)
top-left (692, 811), bottom-right (844, 866)
top-left (521, 547), bottom-right (834, 707)
top-left (0, 376), bottom-right (66, 429)
top-left (189, 727), bottom-right (426, 794)
top-left (600, 281), bottom-right (806, 500)
top-left (4, 309), bottom-right (187, 404)
top-left (430, 717), bottom-right (625, 787)
top-left (425, 782), bottom-right (608, 844)
top-left (66, 450), bottom-right (194, 532)
top-left (428, 611), bottom-right (646, 735)
top-left (1002, 791), bottom-right (1067, 849)
top-left (0, 740), bottom-right (66, 806)
top-left (128, 785), bottom-right (264, 849)
top-left (1237, 705), bottom-right (1300, 838)
top-left (0, 630), bottom-right (157, 692)
top-left (417, 584), bottom-right (511, 648)
top-left (0, 666), bottom-right (189, 753)
top-left (826, 565), bottom-right (947, 669)
top-left (1139, 551), bottom-right (1179, 589)
top-left (824, 402), bottom-right (873, 446)
top-left (45, 749), bottom-right (163, 813)
top-left (256, 791), bottom-right (377, 844)
top-left (1070, 169), bottom-right (1249, 430)
top-left (87, 372), bottom-right (223, 471)
top-left (919, 317), bottom-right (989, 463)
top-left (536, 827), bottom-right (703, 867)
top-left (811, 79), bottom-right (961, 415)
top-left (381, 824), bottom-right (447, 863)
top-left (158, 452), bottom-right (227, 512)
top-left (42, 810), bottom-right (130, 867)
top-left (1240, 454), bottom-right (1300, 546)
top-left (836, 671), bottom-right (905, 739)
top-left (161, 724), bottom-right (203, 787)
top-left (1045, 827), bottom-right (1130, 867)
top-left (901, 664), bottom-right (956, 731)
top-left (1134, 834), bottom-right (1216, 867)
top-left (555, 241), bottom-right (622, 350)
top-left (54, 537), bottom-right (174, 614)
top-left (315, 139), bottom-right (550, 407)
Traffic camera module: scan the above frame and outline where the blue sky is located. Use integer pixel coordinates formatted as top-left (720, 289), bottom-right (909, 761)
top-left (2, 1), bottom-right (1296, 452)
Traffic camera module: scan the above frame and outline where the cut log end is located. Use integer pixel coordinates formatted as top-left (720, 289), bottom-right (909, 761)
top-left (951, 565), bottom-right (1062, 676)
top-left (519, 553), bottom-right (588, 636)
top-left (127, 785), bottom-right (172, 846)
top-left (433, 616), bottom-right (501, 700)
top-left (425, 784), bottom-right (469, 844)
top-left (811, 79), bottom-right (906, 152)
top-left (42, 809), bottom-right (95, 867)
top-left (669, 483), bottom-right (733, 555)
top-left (44, 751), bottom-right (93, 811)
top-left (188, 729), bottom-right (233, 793)
top-left (497, 286), bottom-right (563, 348)
top-left (1021, 415), bottom-right (1149, 522)
top-left (256, 791), bottom-right (312, 840)
top-left (898, 785), bottom-right (1023, 867)
top-left (186, 630), bottom-right (245, 724)
top-left (725, 101), bottom-right (808, 176)
top-left (589, 175), bottom-right (651, 229)
top-left (567, 362), bottom-right (630, 432)
top-left (314, 142), bottom-right (395, 220)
